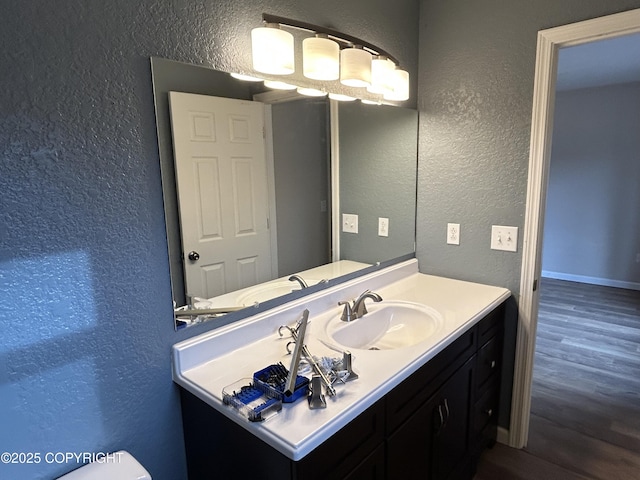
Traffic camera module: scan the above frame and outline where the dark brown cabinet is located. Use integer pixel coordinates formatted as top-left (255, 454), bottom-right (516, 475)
top-left (471, 305), bottom-right (505, 463)
top-left (430, 358), bottom-right (474, 480)
top-left (343, 444), bottom-right (386, 480)
top-left (387, 357), bottom-right (474, 480)
top-left (180, 302), bottom-right (505, 480)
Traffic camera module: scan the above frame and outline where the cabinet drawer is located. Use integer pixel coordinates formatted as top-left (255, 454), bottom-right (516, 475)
top-left (473, 378), bottom-right (499, 438)
top-left (385, 326), bottom-right (477, 433)
top-left (476, 335), bottom-right (502, 392)
top-left (477, 303), bottom-right (504, 346)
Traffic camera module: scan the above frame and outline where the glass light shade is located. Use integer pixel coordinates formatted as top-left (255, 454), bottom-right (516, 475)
top-left (297, 87), bottom-right (327, 97)
top-left (340, 46), bottom-right (372, 88)
top-left (264, 80), bottom-right (297, 90)
top-left (384, 68), bottom-right (410, 101)
top-left (230, 72), bottom-right (263, 82)
top-left (251, 24), bottom-right (295, 75)
top-left (367, 56), bottom-right (395, 94)
top-left (303, 35), bottom-right (340, 80)
top-left (328, 93), bottom-right (356, 101)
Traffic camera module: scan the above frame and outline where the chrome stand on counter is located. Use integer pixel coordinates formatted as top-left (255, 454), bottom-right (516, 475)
top-left (278, 309), bottom-right (359, 409)
top-left (221, 308), bottom-right (361, 420)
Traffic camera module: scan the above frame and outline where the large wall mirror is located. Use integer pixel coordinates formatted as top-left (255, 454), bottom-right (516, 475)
top-left (150, 57), bottom-right (418, 330)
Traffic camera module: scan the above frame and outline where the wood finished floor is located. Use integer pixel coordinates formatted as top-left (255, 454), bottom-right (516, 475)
top-left (474, 278), bottom-right (640, 480)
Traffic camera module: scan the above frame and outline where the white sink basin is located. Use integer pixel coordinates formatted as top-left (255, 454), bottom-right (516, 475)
top-left (325, 301), bottom-right (445, 350)
top-left (236, 281), bottom-right (297, 305)
top-left (236, 279), bottom-right (324, 306)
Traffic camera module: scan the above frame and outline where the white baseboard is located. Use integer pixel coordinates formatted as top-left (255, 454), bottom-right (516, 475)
top-left (497, 426), bottom-right (510, 446)
top-left (541, 270), bottom-right (640, 291)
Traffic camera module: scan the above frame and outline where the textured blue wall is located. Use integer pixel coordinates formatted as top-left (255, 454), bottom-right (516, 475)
top-left (0, 1), bottom-right (418, 478)
top-left (543, 82), bottom-right (640, 286)
top-left (416, 0), bottom-right (640, 428)
top-left (417, 0), bottom-right (640, 295)
top-left (8, 0), bottom-right (638, 476)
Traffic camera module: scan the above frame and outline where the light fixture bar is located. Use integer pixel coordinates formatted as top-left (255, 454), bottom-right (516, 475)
top-left (261, 13), bottom-right (399, 66)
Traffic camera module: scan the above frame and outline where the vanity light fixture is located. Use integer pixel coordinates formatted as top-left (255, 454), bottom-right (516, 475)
top-left (340, 45), bottom-right (372, 88)
top-left (303, 34), bottom-right (340, 80)
top-left (264, 80), bottom-right (297, 90)
top-left (230, 72), bottom-right (263, 82)
top-left (367, 55), bottom-right (395, 94)
top-left (251, 23), bottom-right (295, 75)
top-left (297, 87), bottom-right (328, 97)
top-left (249, 14), bottom-right (409, 103)
top-left (328, 93), bottom-right (356, 102)
top-left (383, 67), bottom-right (410, 101)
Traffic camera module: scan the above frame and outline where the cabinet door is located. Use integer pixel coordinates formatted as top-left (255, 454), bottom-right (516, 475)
top-left (431, 358), bottom-right (474, 480)
top-left (386, 392), bottom-right (433, 478)
top-left (386, 327), bottom-right (477, 433)
top-left (296, 399), bottom-right (385, 480)
top-left (386, 358), bottom-right (474, 480)
top-left (344, 444), bottom-right (386, 480)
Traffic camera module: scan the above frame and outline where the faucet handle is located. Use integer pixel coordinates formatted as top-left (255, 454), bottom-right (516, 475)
top-left (338, 301), bottom-right (356, 322)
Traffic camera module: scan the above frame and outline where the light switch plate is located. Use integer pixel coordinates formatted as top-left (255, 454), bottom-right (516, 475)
top-left (342, 213), bottom-right (358, 234)
top-left (491, 225), bottom-right (518, 252)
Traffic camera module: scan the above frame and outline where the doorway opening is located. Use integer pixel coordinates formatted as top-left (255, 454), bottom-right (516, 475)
top-left (510, 8), bottom-right (640, 448)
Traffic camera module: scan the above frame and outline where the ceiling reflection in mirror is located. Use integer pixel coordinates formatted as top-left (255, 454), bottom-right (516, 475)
top-left (150, 57), bottom-right (417, 330)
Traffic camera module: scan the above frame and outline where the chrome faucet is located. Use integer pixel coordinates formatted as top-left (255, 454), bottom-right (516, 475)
top-left (289, 275), bottom-right (329, 290)
top-left (288, 274), bottom-right (308, 289)
top-left (338, 301), bottom-right (356, 322)
top-left (353, 290), bottom-right (383, 317)
top-left (339, 289), bottom-right (383, 321)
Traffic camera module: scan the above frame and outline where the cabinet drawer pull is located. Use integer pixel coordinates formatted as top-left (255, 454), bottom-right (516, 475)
top-left (490, 360), bottom-right (496, 369)
top-left (443, 398), bottom-right (450, 428)
top-left (435, 404), bottom-right (445, 435)
top-left (435, 399), bottom-right (451, 435)
top-left (485, 408), bottom-right (493, 417)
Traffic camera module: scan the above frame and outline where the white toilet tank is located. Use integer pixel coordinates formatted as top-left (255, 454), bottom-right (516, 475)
top-left (56, 451), bottom-right (151, 480)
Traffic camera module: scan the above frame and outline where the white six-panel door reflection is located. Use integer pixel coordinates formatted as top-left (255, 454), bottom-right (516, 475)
top-left (169, 92), bottom-right (273, 299)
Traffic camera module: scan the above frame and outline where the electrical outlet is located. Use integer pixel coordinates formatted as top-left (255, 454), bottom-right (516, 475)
top-left (491, 225), bottom-right (518, 252)
top-left (342, 213), bottom-right (358, 233)
top-left (378, 217), bottom-right (389, 237)
top-left (447, 223), bottom-right (460, 245)
top-left (636, 253), bottom-right (640, 263)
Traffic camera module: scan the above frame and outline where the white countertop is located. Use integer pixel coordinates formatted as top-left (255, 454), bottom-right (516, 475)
top-left (172, 259), bottom-right (510, 461)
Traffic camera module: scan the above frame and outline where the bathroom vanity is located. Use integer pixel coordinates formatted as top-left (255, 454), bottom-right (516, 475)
top-left (172, 259), bottom-right (510, 479)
